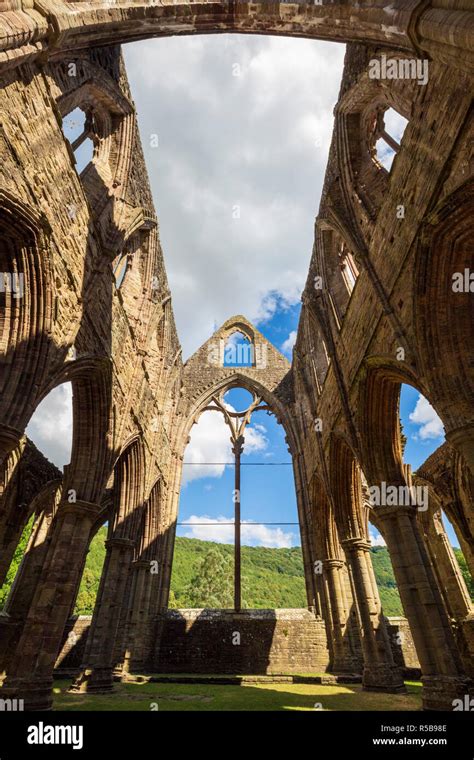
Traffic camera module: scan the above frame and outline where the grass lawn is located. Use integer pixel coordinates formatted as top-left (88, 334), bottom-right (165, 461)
top-left (53, 678), bottom-right (422, 711)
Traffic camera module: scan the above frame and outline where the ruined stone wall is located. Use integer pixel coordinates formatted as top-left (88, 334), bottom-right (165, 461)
top-left (152, 609), bottom-right (330, 675)
top-left (55, 609), bottom-right (331, 675)
top-left (0, 43), bottom-right (184, 706)
top-left (0, 42), bottom-right (183, 510)
top-left (54, 611), bottom-right (422, 677)
top-left (0, 0), bottom-right (473, 711)
top-left (292, 38), bottom-right (473, 708)
top-left (294, 42), bottom-right (474, 494)
top-left (55, 616), bottom-right (92, 674)
top-left (386, 618), bottom-right (420, 675)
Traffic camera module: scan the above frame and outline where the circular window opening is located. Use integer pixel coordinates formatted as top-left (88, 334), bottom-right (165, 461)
top-left (222, 387), bottom-right (255, 413)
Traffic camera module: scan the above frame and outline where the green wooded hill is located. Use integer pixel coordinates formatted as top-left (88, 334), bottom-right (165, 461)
top-left (2, 527), bottom-right (473, 617)
top-left (168, 538), bottom-right (406, 615)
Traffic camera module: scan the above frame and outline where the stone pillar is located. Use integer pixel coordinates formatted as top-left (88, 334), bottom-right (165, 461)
top-left (376, 504), bottom-right (471, 710)
top-left (421, 511), bottom-right (472, 621)
top-left (0, 483), bottom-right (60, 674)
top-left (0, 430), bottom-right (24, 559)
top-left (158, 528), bottom-right (175, 610)
top-left (0, 491), bottom-right (27, 588)
top-left (342, 537), bottom-right (405, 692)
top-left (458, 533), bottom-right (474, 581)
top-left (294, 453), bottom-right (320, 612)
top-left (121, 480), bottom-right (164, 674)
top-left (121, 558), bottom-right (158, 674)
top-left (419, 510), bottom-right (474, 675)
top-left (71, 536), bottom-right (136, 693)
top-left (322, 558), bottom-right (358, 673)
top-left (0, 500), bottom-right (99, 710)
top-left (156, 451), bottom-right (183, 610)
top-left (446, 427), bottom-right (474, 477)
top-left (71, 436), bottom-right (145, 691)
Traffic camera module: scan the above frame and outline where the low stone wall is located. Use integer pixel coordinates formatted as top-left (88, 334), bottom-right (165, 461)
top-left (151, 608), bottom-right (331, 675)
top-left (386, 617), bottom-right (421, 676)
top-left (54, 616), bottom-right (92, 673)
top-left (53, 611), bottom-right (422, 677)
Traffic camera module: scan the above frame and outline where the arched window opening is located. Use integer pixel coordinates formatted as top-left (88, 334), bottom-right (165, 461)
top-left (399, 384), bottom-right (473, 611)
top-left (223, 330), bottom-right (254, 368)
top-left (0, 478), bottom-right (61, 619)
top-left (368, 519), bottom-right (402, 617)
top-left (170, 388), bottom-right (304, 609)
top-left (52, 518), bottom-right (109, 673)
top-left (170, 407), bottom-right (235, 609)
top-left (399, 384), bottom-right (445, 472)
top-left (0, 384), bottom-right (72, 608)
top-left (0, 513), bottom-right (35, 611)
top-left (440, 510), bottom-right (474, 603)
top-left (112, 251), bottom-right (129, 290)
top-left (25, 382), bottom-right (73, 471)
top-left (374, 107), bottom-right (409, 172)
top-left (62, 107), bottom-right (96, 175)
top-left (74, 521), bottom-right (108, 616)
top-left (241, 406), bottom-right (305, 608)
top-left (338, 239), bottom-right (359, 293)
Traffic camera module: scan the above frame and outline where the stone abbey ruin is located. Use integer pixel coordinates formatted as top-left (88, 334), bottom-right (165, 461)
top-left (0, 1), bottom-right (473, 712)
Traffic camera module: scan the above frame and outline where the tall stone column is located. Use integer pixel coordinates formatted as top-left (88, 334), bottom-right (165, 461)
top-left (71, 536), bottom-right (136, 693)
top-left (376, 504), bottom-right (471, 710)
top-left (342, 537), bottom-right (405, 692)
top-left (0, 500), bottom-right (99, 710)
top-left (0, 488), bottom-right (26, 587)
top-left (158, 529), bottom-right (175, 610)
top-left (121, 558), bottom-right (158, 674)
top-left (0, 430), bottom-right (24, 558)
top-left (121, 481), bottom-right (164, 674)
top-left (294, 453), bottom-right (320, 612)
top-left (0, 483), bottom-right (60, 674)
top-left (156, 454), bottom-right (181, 610)
top-left (71, 438), bottom-right (145, 692)
top-left (420, 511), bottom-right (472, 621)
top-left (322, 558), bottom-right (359, 673)
top-left (419, 510), bottom-right (474, 675)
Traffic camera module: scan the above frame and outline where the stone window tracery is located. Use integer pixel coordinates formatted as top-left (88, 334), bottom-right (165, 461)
top-left (223, 330), bottom-right (255, 368)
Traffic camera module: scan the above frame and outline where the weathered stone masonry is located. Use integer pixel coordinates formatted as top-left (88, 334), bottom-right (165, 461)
top-left (0, 1), bottom-right (472, 711)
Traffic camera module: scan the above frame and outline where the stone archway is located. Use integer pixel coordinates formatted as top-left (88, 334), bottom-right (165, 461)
top-left (2, 1), bottom-right (471, 73)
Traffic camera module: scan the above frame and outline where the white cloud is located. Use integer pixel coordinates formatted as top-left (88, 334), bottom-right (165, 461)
top-left (384, 108), bottom-right (408, 144)
top-left (369, 528), bottom-right (386, 547)
top-left (123, 35), bottom-right (345, 357)
top-left (409, 395), bottom-right (445, 440)
top-left (182, 406), bottom-right (268, 484)
top-left (281, 330), bottom-right (297, 356)
top-left (242, 422), bottom-right (268, 454)
top-left (25, 383), bottom-right (73, 470)
top-left (181, 514), bottom-right (295, 548)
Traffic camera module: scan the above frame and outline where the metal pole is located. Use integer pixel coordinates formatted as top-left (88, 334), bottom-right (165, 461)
top-left (233, 436), bottom-right (243, 612)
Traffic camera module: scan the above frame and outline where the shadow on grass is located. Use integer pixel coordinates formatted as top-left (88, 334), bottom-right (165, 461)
top-left (53, 679), bottom-right (423, 712)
